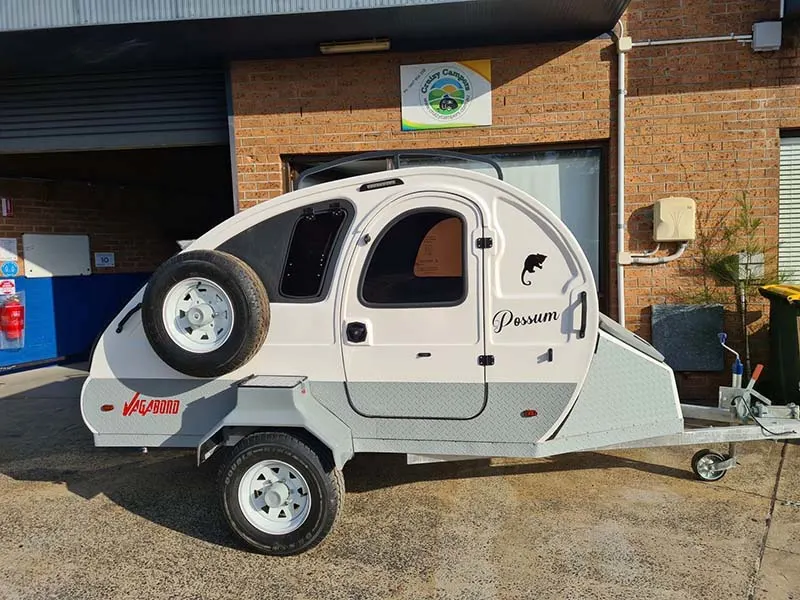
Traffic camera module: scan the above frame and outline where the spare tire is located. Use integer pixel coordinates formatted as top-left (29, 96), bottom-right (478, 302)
top-left (142, 249), bottom-right (270, 378)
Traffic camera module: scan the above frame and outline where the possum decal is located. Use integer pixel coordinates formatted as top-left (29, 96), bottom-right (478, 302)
top-left (520, 254), bottom-right (547, 286)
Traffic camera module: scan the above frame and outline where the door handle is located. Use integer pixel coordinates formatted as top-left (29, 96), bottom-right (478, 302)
top-left (346, 322), bottom-right (368, 343)
top-left (577, 291), bottom-right (588, 339)
top-left (416, 352), bottom-right (431, 358)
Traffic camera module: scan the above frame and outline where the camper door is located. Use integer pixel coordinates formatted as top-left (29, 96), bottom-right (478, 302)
top-left (483, 189), bottom-right (600, 441)
top-left (340, 192), bottom-right (486, 420)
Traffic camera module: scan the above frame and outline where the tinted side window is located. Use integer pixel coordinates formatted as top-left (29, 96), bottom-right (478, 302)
top-left (218, 200), bottom-right (353, 303)
top-left (280, 209), bottom-right (347, 298)
top-left (360, 210), bottom-right (465, 307)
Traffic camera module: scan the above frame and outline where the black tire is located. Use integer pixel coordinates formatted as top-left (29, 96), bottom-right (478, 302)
top-left (219, 432), bottom-right (343, 556)
top-left (141, 249), bottom-right (269, 378)
top-left (691, 449), bottom-right (728, 482)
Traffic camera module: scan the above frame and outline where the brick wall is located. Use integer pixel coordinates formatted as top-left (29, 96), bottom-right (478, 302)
top-left (230, 0), bottom-right (800, 401)
top-left (231, 39), bottom-right (615, 210)
top-left (624, 0), bottom-right (798, 398)
top-left (0, 146), bottom-right (234, 276)
top-left (0, 178), bottom-right (175, 275)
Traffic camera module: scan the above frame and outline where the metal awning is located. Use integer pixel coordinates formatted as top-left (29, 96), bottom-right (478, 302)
top-left (0, 0), bottom-right (630, 76)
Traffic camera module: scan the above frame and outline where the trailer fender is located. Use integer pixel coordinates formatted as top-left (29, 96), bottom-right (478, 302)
top-left (196, 381), bottom-right (354, 470)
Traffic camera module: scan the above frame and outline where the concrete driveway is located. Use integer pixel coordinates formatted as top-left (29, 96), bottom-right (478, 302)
top-left (0, 365), bottom-right (798, 600)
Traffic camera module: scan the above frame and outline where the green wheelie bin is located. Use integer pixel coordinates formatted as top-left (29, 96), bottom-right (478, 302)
top-left (758, 284), bottom-right (800, 405)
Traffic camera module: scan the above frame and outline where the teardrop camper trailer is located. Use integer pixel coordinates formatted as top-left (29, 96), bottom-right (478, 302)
top-left (81, 151), bottom-right (800, 555)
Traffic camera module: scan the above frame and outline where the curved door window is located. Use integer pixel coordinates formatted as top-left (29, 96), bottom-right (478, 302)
top-left (360, 211), bottom-right (465, 307)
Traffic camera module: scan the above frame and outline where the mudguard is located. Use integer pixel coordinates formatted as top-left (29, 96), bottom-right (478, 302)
top-left (196, 376), bottom-right (354, 469)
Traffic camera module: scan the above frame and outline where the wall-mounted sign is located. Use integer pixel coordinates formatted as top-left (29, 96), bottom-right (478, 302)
top-left (0, 238), bottom-right (17, 263)
top-left (23, 234), bottom-right (91, 278)
top-left (400, 60), bottom-right (492, 131)
top-left (94, 252), bottom-right (116, 268)
top-left (0, 279), bottom-right (15, 295)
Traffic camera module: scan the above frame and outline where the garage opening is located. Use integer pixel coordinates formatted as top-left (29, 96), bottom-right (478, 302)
top-left (0, 145), bottom-right (234, 370)
top-left (0, 68), bottom-right (232, 371)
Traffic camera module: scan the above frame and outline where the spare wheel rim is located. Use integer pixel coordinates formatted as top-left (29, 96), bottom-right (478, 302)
top-left (162, 277), bottom-right (235, 354)
top-left (238, 459), bottom-right (312, 535)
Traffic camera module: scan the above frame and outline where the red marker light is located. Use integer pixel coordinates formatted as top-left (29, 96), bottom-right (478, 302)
top-left (521, 409), bottom-right (538, 418)
top-left (100, 404), bottom-right (115, 412)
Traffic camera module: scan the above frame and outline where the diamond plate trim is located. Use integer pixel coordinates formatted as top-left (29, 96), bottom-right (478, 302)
top-left (310, 381), bottom-right (576, 443)
top-left (347, 382), bottom-right (485, 419)
top-left (553, 335), bottom-right (682, 442)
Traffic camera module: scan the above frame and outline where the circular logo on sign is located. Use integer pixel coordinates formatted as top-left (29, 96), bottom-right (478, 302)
top-left (420, 67), bottom-right (472, 122)
top-left (1, 262), bottom-right (18, 277)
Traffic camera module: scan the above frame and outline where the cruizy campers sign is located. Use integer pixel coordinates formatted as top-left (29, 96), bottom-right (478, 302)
top-left (400, 60), bottom-right (492, 131)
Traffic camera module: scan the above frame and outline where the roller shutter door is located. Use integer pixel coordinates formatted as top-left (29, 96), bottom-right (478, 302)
top-left (0, 69), bottom-right (228, 153)
top-left (780, 137), bottom-right (800, 281)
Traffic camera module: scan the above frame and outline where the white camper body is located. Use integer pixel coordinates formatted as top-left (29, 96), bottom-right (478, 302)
top-left (80, 154), bottom-right (800, 555)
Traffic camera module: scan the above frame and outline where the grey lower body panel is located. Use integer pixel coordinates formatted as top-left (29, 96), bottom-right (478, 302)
top-left (82, 332), bottom-right (682, 462)
top-left (313, 381), bottom-right (576, 444)
top-left (352, 417), bottom-right (682, 459)
top-left (82, 377), bottom-right (236, 445)
top-left (82, 376), bottom-right (576, 448)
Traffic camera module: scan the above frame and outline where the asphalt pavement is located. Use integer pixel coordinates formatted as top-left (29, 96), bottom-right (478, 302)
top-left (0, 364), bottom-right (798, 600)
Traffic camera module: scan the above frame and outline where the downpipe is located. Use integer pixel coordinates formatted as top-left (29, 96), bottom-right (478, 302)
top-left (612, 26), bottom-right (630, 327)
top-left (612, 24), bottom-right (754, 326)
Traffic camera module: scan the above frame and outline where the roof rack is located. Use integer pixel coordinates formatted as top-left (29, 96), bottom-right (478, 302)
top-left (296, 149), bottom-right (504, 188)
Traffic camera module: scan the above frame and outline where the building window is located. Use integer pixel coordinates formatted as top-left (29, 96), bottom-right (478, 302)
top-left (396, 149), bottom-right (602, 283)
top-left (285, 145), bottom-right (606, 307)
top-left (360, 210), bottom-right (466, 307)
top-left (780, 136), bottom-right (800, 281)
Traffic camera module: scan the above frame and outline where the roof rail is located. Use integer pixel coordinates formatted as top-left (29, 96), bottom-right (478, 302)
top-left (296, 149), bottom-right (504, 188)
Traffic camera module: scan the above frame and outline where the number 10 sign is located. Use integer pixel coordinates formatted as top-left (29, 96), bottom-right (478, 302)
top-left (94, 252), bottom-right (115, 268)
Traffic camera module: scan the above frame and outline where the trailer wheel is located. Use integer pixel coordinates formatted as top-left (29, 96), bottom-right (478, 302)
top-left (219, 432), bottom-right (343, 556)
top-left (691, 449), bottom-right (728, 482)
top-left (141, 249), bottom-right (269, 377)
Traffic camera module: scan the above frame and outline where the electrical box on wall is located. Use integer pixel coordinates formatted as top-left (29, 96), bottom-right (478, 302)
top-left (653, 196), bottom-right (697, 242)
top-left (752, 21), bottom-right (782, 52)
top-left (738, 251), bottom-right (765, 280)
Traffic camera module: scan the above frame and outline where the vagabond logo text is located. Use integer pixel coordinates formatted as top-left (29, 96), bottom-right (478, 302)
top-left (123, 392), bottom-right (180, 416)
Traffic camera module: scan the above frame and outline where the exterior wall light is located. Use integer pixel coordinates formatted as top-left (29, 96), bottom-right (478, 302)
top-left (319, 38), bottom-right (391, 55)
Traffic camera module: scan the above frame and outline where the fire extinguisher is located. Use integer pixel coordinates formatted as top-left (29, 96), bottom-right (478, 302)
top-left (1, 295), bottom-right (24, 341)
